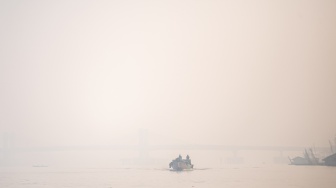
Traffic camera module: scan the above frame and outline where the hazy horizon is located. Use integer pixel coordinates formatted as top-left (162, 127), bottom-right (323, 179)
top-left (1, 0), bottom-right (336, 152)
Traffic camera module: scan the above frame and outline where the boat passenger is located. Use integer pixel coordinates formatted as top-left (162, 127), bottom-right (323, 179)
top-left (186, 155), bottom-right (191, 164)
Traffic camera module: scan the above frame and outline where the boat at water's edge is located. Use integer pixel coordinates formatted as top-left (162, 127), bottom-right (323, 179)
top-left (169, 155), bottom-right (193, 171)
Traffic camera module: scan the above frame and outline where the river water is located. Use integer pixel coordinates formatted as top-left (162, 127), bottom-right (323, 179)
top-left (1, 165), bottom-right (335, 188)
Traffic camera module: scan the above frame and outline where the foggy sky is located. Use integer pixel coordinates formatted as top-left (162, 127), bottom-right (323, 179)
top-left (1, 0), bottom-right (336, 148)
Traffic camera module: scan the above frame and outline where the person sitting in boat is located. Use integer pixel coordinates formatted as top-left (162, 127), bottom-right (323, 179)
top-left (186, 155), bottom-right (191, 165)
top-left (178, 154), bottom-right (182, 161)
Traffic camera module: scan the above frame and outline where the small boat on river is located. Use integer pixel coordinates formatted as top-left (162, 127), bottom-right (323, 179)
top-left (169, 155), bottom-right (193, 171)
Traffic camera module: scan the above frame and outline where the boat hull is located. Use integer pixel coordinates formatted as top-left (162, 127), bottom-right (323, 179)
top-left (170, 161), bottom-right (193, 171)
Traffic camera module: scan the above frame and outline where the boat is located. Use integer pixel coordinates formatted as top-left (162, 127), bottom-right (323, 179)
top-left (169, 155), bottom-right (193, 171)
top-left (289, 136), bottom-right (336, 166)
top-left (288, 148), bottom-right (321, 165)
top-left (322, 153), bottom-right (336, 166)
top-left (322, 138), bottom-right (336, 166)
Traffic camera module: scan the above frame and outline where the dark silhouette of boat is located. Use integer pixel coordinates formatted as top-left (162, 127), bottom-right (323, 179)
top-left (322, 153), bottom-right (336, 166)
top-left (322, 138), bottom-right (336, 166)
top-left (169, 154), bottom-right (193, 171)
top-left (289, 137), bottom-right (336, 166)
top-left (288, 148), bottom-right (321, 165)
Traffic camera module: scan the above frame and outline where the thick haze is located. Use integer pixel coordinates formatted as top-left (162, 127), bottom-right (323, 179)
top-left (1, 0), bottom-right (336, 149)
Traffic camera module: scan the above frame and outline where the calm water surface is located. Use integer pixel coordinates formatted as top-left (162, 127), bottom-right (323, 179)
top-left (1, 165), bottom-right (335, 188)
